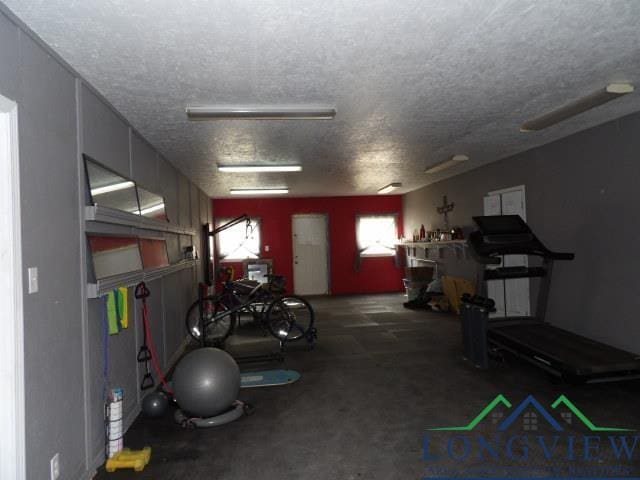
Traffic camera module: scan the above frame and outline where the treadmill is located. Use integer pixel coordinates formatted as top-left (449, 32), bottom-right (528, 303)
top-left (467, 214), bottom-right (640, 383)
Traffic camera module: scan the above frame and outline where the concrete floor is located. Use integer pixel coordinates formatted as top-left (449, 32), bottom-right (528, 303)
top-left (97, 294), bottom-right (640, 479)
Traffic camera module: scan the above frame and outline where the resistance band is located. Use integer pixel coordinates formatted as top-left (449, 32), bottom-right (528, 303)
top-left (135, 282), bottom-right (173, 394)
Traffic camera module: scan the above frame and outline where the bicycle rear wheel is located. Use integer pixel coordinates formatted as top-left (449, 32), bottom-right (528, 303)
top-left (185, 295), bottom-right (235, 345)
top-left (265, 295), bottom-right (314, 342)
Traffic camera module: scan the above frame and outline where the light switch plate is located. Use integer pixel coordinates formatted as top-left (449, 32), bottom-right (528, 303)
top-left (27, 267), bottom-right (38, 294)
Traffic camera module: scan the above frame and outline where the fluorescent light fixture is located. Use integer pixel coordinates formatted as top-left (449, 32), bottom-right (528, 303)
top-left (186, 105), bottom-right (336, 120)
top-left (424, 154), bottom-right (469, 174)
top-left (218, 165), bottom-right (302, 173)
top-left (521, 83), bottom-right (634, 132)
top-left (377, 182), bottom-right (402, 194)
top-left (91, 180), bottom-right (135, 196)
top-left (139, 203), bottom-right (165, 215)
top-left (230, 188), bottom-right (289, 195)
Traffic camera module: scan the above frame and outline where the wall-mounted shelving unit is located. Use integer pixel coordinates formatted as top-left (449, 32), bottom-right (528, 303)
top-left (396, 239), bottom-right (468, 261)
top-left (397, 239), bottom-right (469, 279)
top-left (85, 205), bottom-right (196, 236)
top-left (87, 259), bottom-right (198, 298)
top-left (84, 206), bottom-right (199, 299)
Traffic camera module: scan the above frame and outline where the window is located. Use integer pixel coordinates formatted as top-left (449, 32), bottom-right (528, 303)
top-left (216, 218), bottom-right (260, 261)
top-left (356, 215), bottom-right (397, 257)
top-left (523, 412), bottom-right (538, 431)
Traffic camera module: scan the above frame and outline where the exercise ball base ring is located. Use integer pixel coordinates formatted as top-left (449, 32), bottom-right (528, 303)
top-left (174, 401), bottom-right (245, 428)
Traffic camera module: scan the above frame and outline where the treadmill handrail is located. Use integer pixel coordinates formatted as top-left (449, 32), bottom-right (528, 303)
top-left (467, 231), bottom-right (574, 263)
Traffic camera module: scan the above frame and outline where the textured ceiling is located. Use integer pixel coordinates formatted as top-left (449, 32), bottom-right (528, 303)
top-left (5, 0), bottom-right (640, 197)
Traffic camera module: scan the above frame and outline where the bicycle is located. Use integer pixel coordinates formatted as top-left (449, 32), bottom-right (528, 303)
top-left (185, 274), bottom-right (316, 349)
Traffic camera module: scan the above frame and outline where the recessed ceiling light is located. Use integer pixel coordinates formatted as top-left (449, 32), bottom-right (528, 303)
top-left (520, 83), bottom-right (634, 132)
top-left (218, 165), bottom-right (302, 173)
top-left (229, 188), bottom-right (289, 195)
top-left (186, 105), bottom-right (336, 120)
top-left (377, 182), bottom-right (402, 194)
top-left (424, 155), bottom-right (469, 174)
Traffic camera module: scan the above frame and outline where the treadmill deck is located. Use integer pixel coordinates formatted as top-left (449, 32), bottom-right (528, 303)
top-left (490, 322), bottom-right (640, 376)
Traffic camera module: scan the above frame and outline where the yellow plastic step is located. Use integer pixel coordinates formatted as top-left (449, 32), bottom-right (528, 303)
top-left (105, 447), bottom-right (152, 473)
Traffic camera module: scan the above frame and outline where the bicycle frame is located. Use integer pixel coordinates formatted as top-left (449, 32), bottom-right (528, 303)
top-left (190, 274), bottom-right (315, 351)
top-left (209, 281), bottom-right (276, 327)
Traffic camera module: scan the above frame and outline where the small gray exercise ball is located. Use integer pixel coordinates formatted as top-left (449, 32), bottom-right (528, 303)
top-left (172, 348), bottom-right (240, 418)
top-left (142, 391), bottom-right (168, 418)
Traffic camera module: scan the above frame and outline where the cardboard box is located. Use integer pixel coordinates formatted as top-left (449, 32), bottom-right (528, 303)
top-left (404, 266), bottom-right (434, 282)
top-left (442, 276), bottom-right (476, 315)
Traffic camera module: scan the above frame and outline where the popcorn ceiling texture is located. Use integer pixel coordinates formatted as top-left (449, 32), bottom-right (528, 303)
top-left (5, 0), bottom-right (640, 197)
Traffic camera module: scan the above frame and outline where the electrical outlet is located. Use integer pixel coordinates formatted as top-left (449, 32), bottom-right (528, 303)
top-left (50, 453), bottom-right (60, 480)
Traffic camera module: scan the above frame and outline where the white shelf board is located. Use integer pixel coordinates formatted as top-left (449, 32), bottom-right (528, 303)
top-left (398, 239), bottom-right (468, 261)
top-left (397, 239), bottom-right (467, 249)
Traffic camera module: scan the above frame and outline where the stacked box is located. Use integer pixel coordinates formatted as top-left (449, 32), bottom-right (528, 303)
top-left (404, 266), bottom-right (434, 282)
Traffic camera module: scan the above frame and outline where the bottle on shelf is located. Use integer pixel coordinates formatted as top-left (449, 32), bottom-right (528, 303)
top-left (419, 224), bottom-right (426, 240)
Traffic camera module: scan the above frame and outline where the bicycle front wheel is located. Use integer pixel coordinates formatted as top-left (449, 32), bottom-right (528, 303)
top-left (265, 295), bottom-right (314, 342)
top-left (185, 295), bottom-right (235, 345)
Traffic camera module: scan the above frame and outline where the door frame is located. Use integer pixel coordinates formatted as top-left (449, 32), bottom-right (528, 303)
top-left (0, 94), bottom-right (26, 480)
top-left (291, 213), bottom-right (330, 295)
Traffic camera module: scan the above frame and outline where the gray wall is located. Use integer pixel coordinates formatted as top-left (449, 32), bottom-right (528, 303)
top-left (404, 111), bottom-right (640, 355)
top-left (0, 8), bottom-right (212, 479)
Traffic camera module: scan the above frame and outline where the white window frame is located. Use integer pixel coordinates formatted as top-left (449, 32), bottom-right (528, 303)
top-left (216, 217), bottom-right (261, 262)
top-left (356, 214), bottom-right (398, 258)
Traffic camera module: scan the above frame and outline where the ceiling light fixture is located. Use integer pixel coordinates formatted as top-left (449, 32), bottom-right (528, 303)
top-left (218, 165), bottom-right (302, 173)
top-left (229, 188), bottom-right (289, 195)
top-left (90, 180), bottom-right (135, 196)
top-left (186, 105), bottom-right (336, 120)
top-left (377, 182), bottom-right (402, 194)
top-left (520, 83), bottom-right (634, 132)
top-left (424, 154), bottom-right (469, 174)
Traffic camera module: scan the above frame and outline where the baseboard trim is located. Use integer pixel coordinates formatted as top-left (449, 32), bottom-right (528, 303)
top-left (82, 449), bottom-right (105, 480)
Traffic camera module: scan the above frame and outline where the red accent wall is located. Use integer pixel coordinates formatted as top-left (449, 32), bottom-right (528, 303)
top-left (212, 196), bottom-right (404, 295)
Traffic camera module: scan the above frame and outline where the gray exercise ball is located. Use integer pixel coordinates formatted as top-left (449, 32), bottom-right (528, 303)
top-left (142, 391), bottom-right (168, 418)
top-left (172, 348), bottom-right (240, 418)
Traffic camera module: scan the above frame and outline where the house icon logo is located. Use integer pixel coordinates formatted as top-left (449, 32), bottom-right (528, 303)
top-left (429, 394), bottom-right (633, 432)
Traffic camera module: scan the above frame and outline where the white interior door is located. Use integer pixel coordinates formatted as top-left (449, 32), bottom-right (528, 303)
top-left (0, 95), bottom-right (25, 480)
top-left (292, 214), bottom-right (329, 295)
top-left (483, 186), bottom-right (530, 318)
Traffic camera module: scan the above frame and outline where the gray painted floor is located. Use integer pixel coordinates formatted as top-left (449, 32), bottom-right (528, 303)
top-left (96, 294), bottom-right (640, 479)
